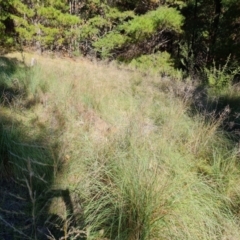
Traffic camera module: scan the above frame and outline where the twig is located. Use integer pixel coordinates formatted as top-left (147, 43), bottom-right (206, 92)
top-left (0, 215), bottom-right (32, 239)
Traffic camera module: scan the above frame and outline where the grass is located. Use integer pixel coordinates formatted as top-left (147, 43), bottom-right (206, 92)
top-left (0, 52), bottom-right (240, 239)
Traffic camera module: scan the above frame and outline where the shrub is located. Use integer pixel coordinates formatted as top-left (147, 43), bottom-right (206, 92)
top-left (129, 51), bottom-right (183, 78)
top-left (205, 55), bottom-right (240, 93)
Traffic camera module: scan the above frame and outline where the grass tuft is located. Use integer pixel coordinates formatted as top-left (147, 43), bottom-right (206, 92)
top-left (0, 52), bottom-right (240, 239)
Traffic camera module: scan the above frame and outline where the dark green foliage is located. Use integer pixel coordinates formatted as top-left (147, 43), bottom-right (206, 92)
top-left (1, 0), bottom-right (240, 81)
top-left (214, 0), bottom-right (240, 64)
top-left (129, 51), bottom-right (179, 77)
top-left (93, 7), bottom-right (184, 59)
top-left (179, 0), bottom-right (240, 74)
top-left (0, 0), bottom-right (16, 47)
top-left (0, 0), bottom-right (80, 51)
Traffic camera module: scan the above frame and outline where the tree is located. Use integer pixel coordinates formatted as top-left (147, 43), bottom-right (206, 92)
top-left (0, 0), bottom-right (19, 47)
top-left (0, 0), bottom-right (80, 52)
top-left (93, 6), bottom-right (184, 60)
top-left (179, 0), bottom-right (240, 73)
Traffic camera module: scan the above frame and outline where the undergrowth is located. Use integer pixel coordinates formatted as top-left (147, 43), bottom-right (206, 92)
top-left (0, 52), bottom-right (240, 239)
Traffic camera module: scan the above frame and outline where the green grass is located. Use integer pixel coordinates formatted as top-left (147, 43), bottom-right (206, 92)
top-left (0, 52), bottom-right (240, 239)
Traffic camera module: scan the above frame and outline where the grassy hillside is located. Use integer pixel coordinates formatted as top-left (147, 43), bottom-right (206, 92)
top-left (0, 52), bottom-right (240, 239)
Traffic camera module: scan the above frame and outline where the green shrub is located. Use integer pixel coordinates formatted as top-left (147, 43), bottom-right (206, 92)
top-left (129, 51), bottom-right (183, 78)
top-left (94, 6), bottom-right (184, 58)
top-left (205, 55), bottom-right (240, 93)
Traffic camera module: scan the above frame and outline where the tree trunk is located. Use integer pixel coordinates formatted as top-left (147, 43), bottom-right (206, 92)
top-left (207, 0), bottom-right (222, 63)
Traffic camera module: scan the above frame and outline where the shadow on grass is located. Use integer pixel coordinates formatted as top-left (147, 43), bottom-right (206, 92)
top-left (0, 57), bottom-right (85, 239)
top-left (190, 85), bottom-right (240, 142)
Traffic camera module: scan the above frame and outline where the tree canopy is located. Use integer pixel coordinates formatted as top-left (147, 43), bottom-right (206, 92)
top-left (1, 0), bottom-right (240, 74)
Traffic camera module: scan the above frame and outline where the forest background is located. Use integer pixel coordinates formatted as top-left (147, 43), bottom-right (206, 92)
top-left (1, 0), bottom-right (240, 81)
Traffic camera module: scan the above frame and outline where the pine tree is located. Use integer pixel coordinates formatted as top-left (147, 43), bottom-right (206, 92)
top-left (0, 0), bottom-right (80, 52)
top-left (0, 0), bottom-right (19, 47)
top-left (93, 6), bottom-right (184, 59)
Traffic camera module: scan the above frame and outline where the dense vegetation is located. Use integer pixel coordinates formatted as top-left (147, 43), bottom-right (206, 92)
top-left (1, 0), bottom-right (240, 239)
top-left (0, 51), bottom-right (240, 239)
top-left (1, 0), bottom-right (240, 73)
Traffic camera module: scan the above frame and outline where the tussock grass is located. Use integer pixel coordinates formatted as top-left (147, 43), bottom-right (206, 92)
top-left (0, 52), bottom-right (240, 239)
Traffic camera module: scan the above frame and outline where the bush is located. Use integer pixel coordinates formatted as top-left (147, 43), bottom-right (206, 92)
top-left (205, 55), bottom-right (240, 94)
top-left (129, 51), bottom-right (183, 78)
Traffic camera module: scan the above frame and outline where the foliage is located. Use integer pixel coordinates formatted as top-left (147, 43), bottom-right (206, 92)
top-left (77, 7), bottom-right (134, 55)
top-left (205, 55), bottom-right (240, 93)
top-left (121, 6), bottom-right (183, 38)
top-left (93, 31), bottom-right (129, 58)
top-left (180, 0), bottom-right (240, 74)
top-left (1, 0), bottom-right (240, 80)
top-left (0, 0), bottom-right (16, 46)
top-left (94, 6), bottom-right (184, 58)
top-left (130, 51), bottom-right (182, 78)
top-left (0, 0), bottom-right (80, 50)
